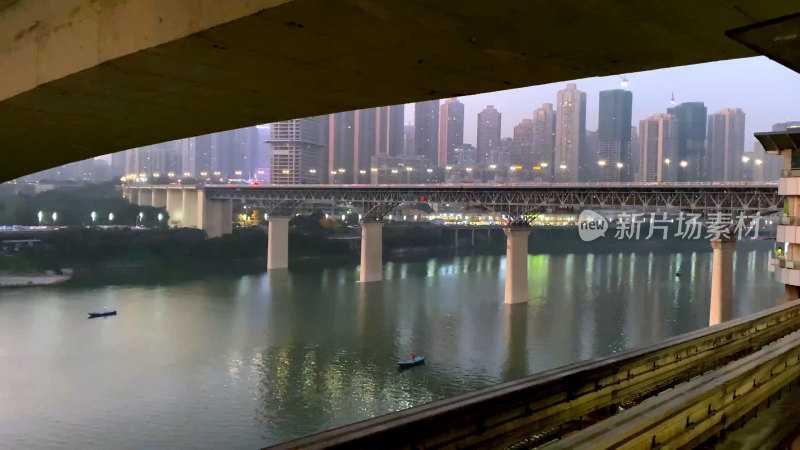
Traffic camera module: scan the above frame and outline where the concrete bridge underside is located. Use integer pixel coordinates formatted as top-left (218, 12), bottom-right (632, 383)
top-left (1, 0), bottom-right (798, 181)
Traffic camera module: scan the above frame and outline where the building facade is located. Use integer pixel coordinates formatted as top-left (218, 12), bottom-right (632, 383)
top-left (477, 105), bottom-right (502, 165)
top-left (639, 113), bottom-right (679, 182)
top-left (667, 102), bottom-right (707, 182)
top-left (414, 100), bottom-right (439, 165)
top-left (596, 89), bottom-right (633, 182)
top-left (706, 108), bottom-right (746, 181)
top-left (532, 103), bottom-right (556, 182)
top-left (268, 116), bottom-right (326, 185)
top-left (438, 98), bottom-right (465, 166)
top-left (555, 83), bottom-right (586, 182)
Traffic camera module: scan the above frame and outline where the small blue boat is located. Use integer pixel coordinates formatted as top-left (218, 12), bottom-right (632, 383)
top-left (398, 355), bottom-right (425, 368)
top-left (88, 310), bottom-right (117, 318)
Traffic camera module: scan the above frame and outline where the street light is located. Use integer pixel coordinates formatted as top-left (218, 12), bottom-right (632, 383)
top-left (616, 162), bottom-right (623, 169)
top-left (158, 213), bottom-right (164, 223)
top-left (51, 212), bottom-right (58, 225)
top-left (445, 166), bottom-right (452, 170)
top-left (742, 155), bottom-right (750, 163)
top-left (755, 159), bottom-right (763, 166)
top-left (679, 160), bottom-right (688, 168)
top-left (91, 211), bottom-right (97, 223)
top-left (108, 212), bottom-right (115, 223)
top-left (664, 158), bottom-right (671, 165)
top-left (426, 168), bottom-right (433, 173)
top-left (37, 211), bottom-right (43, 226)
top-left (597, 160), bottom-right (607, 166)
top-left (465, 167), bottom-right (473, 172)
top-left (489, 164), bottom-right (497, 169)
top-left (559, 164), bottom-right (567, 170)
top-left (541, 162), bottom-right (549, 168)
top-left (138, 211), bottom-right (144, 226)
top-left (309, 169), bottom-right (317, 174)
top-left (359, 169), bottom-right (367, 174)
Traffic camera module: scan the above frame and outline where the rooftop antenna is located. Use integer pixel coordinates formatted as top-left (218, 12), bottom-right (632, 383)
top-left (670, 92), bottom-right (676, 106)
top-left (619, 76), bottom-right (628, 88)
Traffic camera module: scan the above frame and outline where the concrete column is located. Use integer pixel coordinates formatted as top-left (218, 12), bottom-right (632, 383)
top-left (709, 238), bottom-right (735, 326)
top-left (504, 226), bottom-right (531, 304)
top-left (122, 186), bottom-right (130, 201)
top-left (138, 188), bottom-right (153, 206)
top-left (128, 188), bottom-right (139, 205)
top-left (197, 190), bottom-right (233, 238)
top-left (360, 221), bottom-right (384, 283)
top-left (166, 189), bottom-right (184, 224)
top-left (267, 216), bottom-right (290, 270)
top-left (182, 189), bottom-right (199, 227)
top-left (152, 189), bottom-right (167, 208)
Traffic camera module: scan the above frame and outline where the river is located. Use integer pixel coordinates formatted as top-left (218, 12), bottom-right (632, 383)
top-left (0, 241), bottom-right (784, 448)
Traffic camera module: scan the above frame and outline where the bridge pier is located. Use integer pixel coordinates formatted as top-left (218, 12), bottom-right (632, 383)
top-left (360, 221), bottom-right (384, 283)
top-left (182, 189), bottom-right (199, 227)
top-left (138, 188), bottom-right (153, 206)
top-left (504, 225), bottom-right (531, 304)
top-left (166, 189), bottom-right (184, 224)
top-left (127, 187), bottom-right (139, 205)
top-left (709, 238), bottom-right (735, 326)
top-left (152, 189), bottom-right (167, 208)
top-left (197, 190), bottom-right (232, 238)
top-left (267, 216), bottom-right (290, 270)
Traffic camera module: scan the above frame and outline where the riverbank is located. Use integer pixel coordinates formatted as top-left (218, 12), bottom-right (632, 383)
top-left (0, 225), bottom-right (776, 287)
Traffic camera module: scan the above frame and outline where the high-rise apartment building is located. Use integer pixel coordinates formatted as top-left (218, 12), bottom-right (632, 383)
top-left (596, 89), bottom-right (633, 182)
top-left (555, 83), bottom-right (586, 182)
top-left (438, 98), bottom-right (465, 166)
top-left (328, 111), bottom-right (356, 183)
top-left (477, 105), bottom-right (501, 165)
top-left (707, 108), bottom-right (746, 181)
top-left (403, 124), bottom-right (415, 157)
top-left (414, 100), bottom-right (439, 165)
top-left (327, 106), bottom-right (404, 183)
top-left (630, 126), bottom-right (641, 181)
top-left (667, 102), bottom-right (707, 181)
top-left (639, 113), bottom-right (679, 182)
top-left (268, 116), bottom-right (326, 185)
top-left (512, 119), bottom-right (534, 168)
top-left (532, 103), bottom-right (556, 181)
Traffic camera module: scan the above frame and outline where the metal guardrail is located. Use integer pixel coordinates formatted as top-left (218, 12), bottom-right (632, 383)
top-left (267, 301), bottom-right (800, 450)
top-left (550, 330), bottom-right (800, 449)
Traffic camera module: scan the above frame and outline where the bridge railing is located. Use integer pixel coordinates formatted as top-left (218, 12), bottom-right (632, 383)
top-left (267, 301), bottom-right (800, 450)
top-left (550, 329), bottom-right (800, 449)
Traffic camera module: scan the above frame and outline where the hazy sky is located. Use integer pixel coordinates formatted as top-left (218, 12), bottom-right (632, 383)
top-left (404, 56), bottom-right (800, 151)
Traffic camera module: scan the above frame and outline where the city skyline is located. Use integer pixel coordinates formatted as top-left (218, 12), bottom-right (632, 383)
top-left (19, 56), bottom-right (800, 185)
top-left (402, 56), bottom-right (800, 152)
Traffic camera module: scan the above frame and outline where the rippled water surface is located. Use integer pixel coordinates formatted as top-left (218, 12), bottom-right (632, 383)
top-left (0, 244), bottom-right (784, 448)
